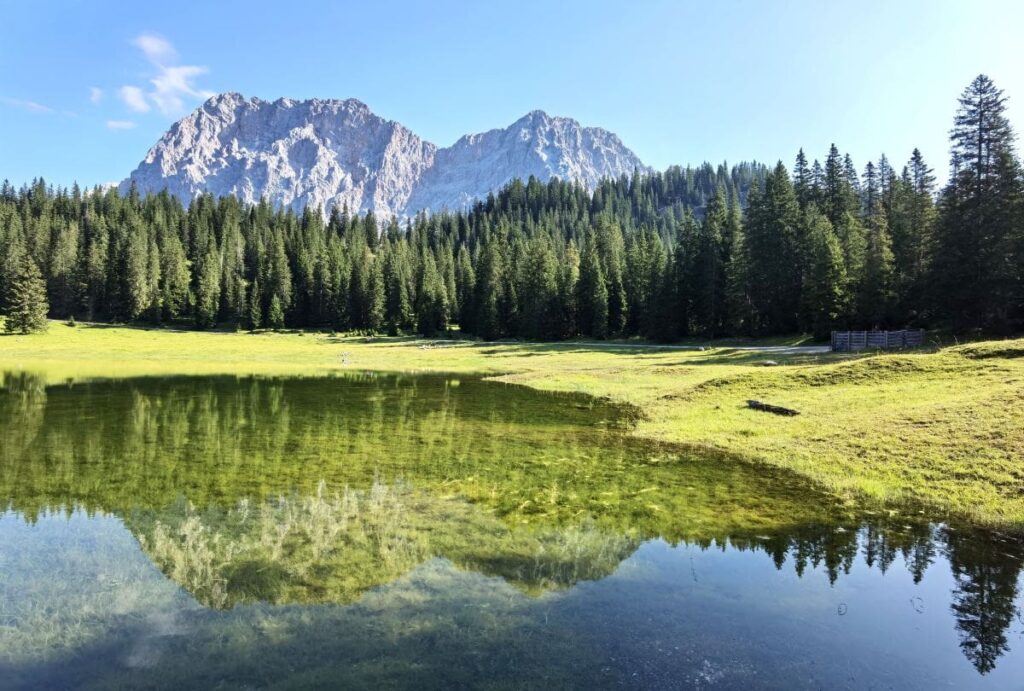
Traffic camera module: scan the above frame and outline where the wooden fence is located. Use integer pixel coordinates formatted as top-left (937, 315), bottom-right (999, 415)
top-left (831, 329), bottom-right (925, 352)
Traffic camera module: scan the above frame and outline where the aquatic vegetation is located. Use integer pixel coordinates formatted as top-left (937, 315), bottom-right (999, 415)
top-left (3, 324), bottom-right (1024, 525)
top-left (134, 480), bottom-right (639, 608)
top-left (1, 370), bottom-right (1023, 687)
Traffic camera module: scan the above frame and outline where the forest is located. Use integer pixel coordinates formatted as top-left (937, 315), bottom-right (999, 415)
top-left (1, 75), bottom-right (1021, 340)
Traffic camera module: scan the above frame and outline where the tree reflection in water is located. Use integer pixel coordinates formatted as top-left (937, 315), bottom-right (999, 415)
top-left (1, 370), bottom-right (1022, 679)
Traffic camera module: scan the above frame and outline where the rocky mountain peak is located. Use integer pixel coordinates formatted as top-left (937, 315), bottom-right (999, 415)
top-left (123, 93), bottom-right (649, 217)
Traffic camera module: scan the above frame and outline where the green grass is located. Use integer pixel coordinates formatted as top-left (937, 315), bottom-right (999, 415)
top-left (2, 321), bottom-right (1023, 527)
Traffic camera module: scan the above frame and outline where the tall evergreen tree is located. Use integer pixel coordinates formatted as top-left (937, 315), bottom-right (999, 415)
top-left (690, 187), bottom-right (728, 336)
top-left (889, 149), bottom-right (936, 322)
top-left (557, 240), bottom-right (581, 338)
top-left (473, 239), bottom-right (504, 340)
top-left (799, 206), bottom-right (847, 338)
top-left (247, 279), bottom-right (263, 330)
top-left (415, 251), bottom-right (448, 336)
top-left (517, 235), bottom-right (559, 340)
top-left (743, 163), bottom-right (802, 333)
top-left (595, 218), bottom-right (627, 335)
top-left (793, 149), bottom-right (813, 208)
top-left (194, 232), bottom-right (221, 328)
top-left (933, 75), bottom-right (1023, 331)
top-left (383, 242), bottom-right (414, 335)
top-left (267, 293), bottom-right (285, 330)
top-left (860, 199), bottom-right (896, 327)
top-left (4, 245), bottom-right (49, 334)
top-left (455, 245), bottom-right (476, 334)
top-left (578, 240), bottom-right (608, 338)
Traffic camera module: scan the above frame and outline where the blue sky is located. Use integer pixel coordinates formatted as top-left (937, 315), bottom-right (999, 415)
top-left (2, 0), bottom-right (1022, 188)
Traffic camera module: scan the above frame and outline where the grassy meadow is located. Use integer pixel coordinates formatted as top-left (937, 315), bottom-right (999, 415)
top-left (2, 321), bottom-right (1023, 527)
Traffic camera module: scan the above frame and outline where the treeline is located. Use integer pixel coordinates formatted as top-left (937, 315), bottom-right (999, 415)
top-left (1, 75), bottom-right (1021, 338)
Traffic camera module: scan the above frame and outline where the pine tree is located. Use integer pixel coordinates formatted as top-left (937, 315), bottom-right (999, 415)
top-left (120, 218), bottom-right (153, 322)
top-left (268, 230), bottom-right (292, 326)
top-left (726, 213), bottom-right (753, 335)
top-left (933, 75), bottom-right (1023, 331)
top-left (194, 233), bottom-right (221, 328)
top-left (415, 251), bottom-right (448, 336)
top-left (158, 223), bottom-right (190, 320)
top-left (860, 199), bottom-right (896, 327)
top-left (219, 206), bottom-right (247, 327)
top-left (383, 242), bottom-right (414, 334)
top-left (454, 245), bottom-right (476, 333)
top-left (517, 235), bottom-right (559, 340)
top-left (793, 149), bottom-right (813, 208)
top-left (690, 187), bottom-right (728, 336)
top-left (799, 206), bottom-right (846, 338)
top-left (47, 220), bottom-right (79, 318)
top-left (743, 162), bottom-right (801, 334)
top-left (889, 149), bottom-right (936, 322)
top-left (578, 241), bottom-right (608, 338)
top-left (247, 279), bottom-right (263, 330)
top-left (558, 240), bottom-right (581, 337)
top-left (145, 236), bottom-right (162, 321)
top-left (595, 218), bottom-right (627, 335)
top-left (4, 247), bottom-right (49, 334)
top-left (473, 240), bottom-right (504, 340)
top-left (364, 253), bottom-right (385, 332)
top-left (268, 293), bottom-right (285, 330)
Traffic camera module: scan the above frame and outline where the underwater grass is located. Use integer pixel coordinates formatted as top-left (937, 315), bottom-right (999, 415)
top-left (1, 322), bottom-right (1023, 527)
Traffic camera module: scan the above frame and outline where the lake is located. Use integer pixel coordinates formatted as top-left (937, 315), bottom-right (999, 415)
top-left (1, 371), bottom-right (1022, 689)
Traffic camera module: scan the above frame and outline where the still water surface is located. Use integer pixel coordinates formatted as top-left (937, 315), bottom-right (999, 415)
top-left (1, 372), bottom-right (1022, 689)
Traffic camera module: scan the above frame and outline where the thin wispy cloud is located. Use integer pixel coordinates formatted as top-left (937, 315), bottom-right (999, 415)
top-left (133, 33), bottom-right (177, 64)
top-left (119, 33), bottom-right (213, 117)
top-left (89, 87), bottom-right (104, 104)
top-left (119, 85), bottom-right (151, 113)
top-left (106, 119), bottom-right (137, 130)
top-left (1, 97), bottom-right (54, 114)
top-left (150, 65), bottom-right (213, 115)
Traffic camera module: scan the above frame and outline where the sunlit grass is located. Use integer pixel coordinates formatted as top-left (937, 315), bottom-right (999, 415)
top-left (2, 322), bottom-right (1023, 526)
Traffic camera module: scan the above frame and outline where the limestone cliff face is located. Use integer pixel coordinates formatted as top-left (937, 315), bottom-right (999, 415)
top-left (123, 93), bottom-right (648, 217)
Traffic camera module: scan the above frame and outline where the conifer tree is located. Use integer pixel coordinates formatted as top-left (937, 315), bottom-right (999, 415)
top-left (595, 218), bottom-right (627, 335)
top-left (194, 233), bottom-right (221, 328)
top-left (889, 149), bottom-right (936, 321)
top-left (473, 240), bottom-right (503, 340)
top-left (268, 293), bottom-right (284, 330)
top-left (799, 206), bottom-right (846, 338)
top-left (517, 235), bottom-right (559, 339)
top-left (743, 163), bottom-right (801, 333)
top-left (47, 220), bottom-right (79, 318)
top-left (860, 199), bottom-right (896, 327)
top-left (933, 74), bottom-right (1023, 330)
top-left (383, 243), bottom-right (414, 335)
top-left (364, 253), bottom-right (386, 332)
top-left (268, 230), bottom-right (292, 324)
top-left (220, 207), bottom-right (247, 326)
top-left (4, 246), bottom-right (49, 334)
top-left (247, 279), bottom-right (263, 330)
top-left (158, 223), bottom-right (190, 320)
top-left (793, 149), bottom-right (813, 208)
top-left (726, 213), bottom-right (753, 335)
top-left (578, 241), bottom-right (608, 338)
top-left (690, 188), bottom-right (728, 336)
top-left (558, 240), bottom-right (581, 337)
top-left (415, 251), bottom-right (448, 336)
top-left (455, 245), bottom-right (476, 333)
top-left (122, 219), bottom-right (153, 321)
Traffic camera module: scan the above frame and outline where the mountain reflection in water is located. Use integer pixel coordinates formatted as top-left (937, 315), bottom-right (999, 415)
top-left (1, 371), bottom-right (1022, 689)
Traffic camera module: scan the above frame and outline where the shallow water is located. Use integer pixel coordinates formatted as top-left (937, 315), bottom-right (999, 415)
top-left (1, 371), bottom-right (1022, 689)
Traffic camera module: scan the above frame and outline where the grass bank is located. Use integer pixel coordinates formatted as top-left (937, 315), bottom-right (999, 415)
top-left (2, 322), bottom-right (1022, 527)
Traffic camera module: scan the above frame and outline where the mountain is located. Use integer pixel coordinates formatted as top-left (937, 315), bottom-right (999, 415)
top-left (122, 93), bottom-right (648, 217)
